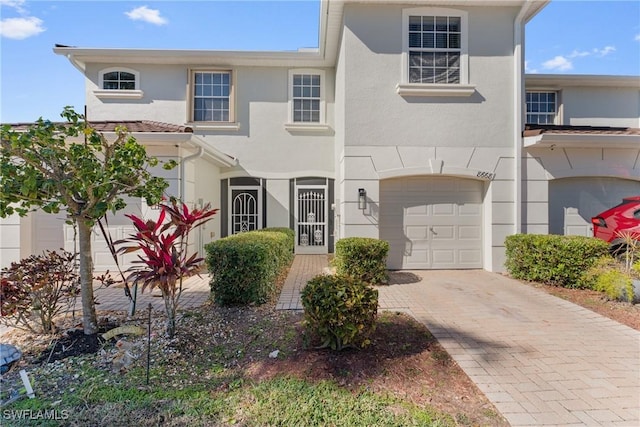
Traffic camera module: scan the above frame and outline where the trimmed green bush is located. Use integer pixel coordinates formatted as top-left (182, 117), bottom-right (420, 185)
top-left (301, 274), bottom-right (378, 351)
top-left (334, 237), bottom-right (389, 284)
top-left (258, 227), bottom-right (295, 254)
top-left (206, 230), bottom-right (294, 305)
top-left (504, 234), bottom-right (609, 287)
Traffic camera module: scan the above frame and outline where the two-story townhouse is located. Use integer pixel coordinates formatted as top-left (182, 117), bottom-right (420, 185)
top-left (2, 0), bottom-right (638, 273)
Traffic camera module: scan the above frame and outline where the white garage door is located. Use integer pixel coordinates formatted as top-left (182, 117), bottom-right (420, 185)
top-left (380, 176), bottom-right (483, 269)
top-left (549, 177), bottom-right (640, 236)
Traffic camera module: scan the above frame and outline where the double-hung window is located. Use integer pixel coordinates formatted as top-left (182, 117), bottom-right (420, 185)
top-left (286, 69), bottom-right (328, 130)
top-left (399, 8), bottom-right (473, 96)
top-left (408, 15), bottom-right (461, 84)
top-left (292, 74), bottom-right (321, 123)
top-left (191, 70), bottom-right (233, 123)
top-left (526, 91), bottom-right (557, 124)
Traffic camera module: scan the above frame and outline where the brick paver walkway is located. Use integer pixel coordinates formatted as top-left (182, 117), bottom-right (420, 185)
top-left (91, 275), bottom-right (211, 312)
top-left (277, 256), bottom-right (640, 426)
top-left (275, 255), bottom-right (329, 310)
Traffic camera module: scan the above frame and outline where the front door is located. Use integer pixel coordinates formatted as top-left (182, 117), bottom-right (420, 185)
top-left (229, 187), bottom-right (261, 235)
top-left (295, 185), bottom-right (328, 254)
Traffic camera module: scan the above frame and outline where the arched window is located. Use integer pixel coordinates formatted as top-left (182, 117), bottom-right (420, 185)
top-left (95, 67), bottom-right (143, 99)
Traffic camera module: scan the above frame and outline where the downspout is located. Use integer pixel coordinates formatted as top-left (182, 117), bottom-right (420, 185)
top-left (513, 2), bottom-right (534, 235)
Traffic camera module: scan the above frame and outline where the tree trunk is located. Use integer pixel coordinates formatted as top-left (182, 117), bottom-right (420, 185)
top-left (77, 219), bottom-right (98, 335)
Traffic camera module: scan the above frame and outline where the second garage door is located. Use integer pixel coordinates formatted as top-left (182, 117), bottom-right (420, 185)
top-left (379, 176), bottom-right (483, 270)
top-left (549, 177), bottom-right (640, 236)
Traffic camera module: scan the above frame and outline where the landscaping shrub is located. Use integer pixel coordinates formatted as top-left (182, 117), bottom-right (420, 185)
top-left (301, 274), bottom-right (378, 351)
top-left (593, 269), bottom-right (634, 302)
top-left (258, 227), bottom-right (295, 254)
top-left (504, 234), bottom-right (609, 287)
top-left (0, 250), bottom-right (80, 334)
top-left (206, 230), bottom-right (294, 305)
top-left (334, 237), bottom-right (389, 285)
top-left (579, 256), bottom-right (618, 290)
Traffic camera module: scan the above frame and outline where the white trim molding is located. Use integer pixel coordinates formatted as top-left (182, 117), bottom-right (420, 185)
top-left (396, 83), bottom-right (475, 97)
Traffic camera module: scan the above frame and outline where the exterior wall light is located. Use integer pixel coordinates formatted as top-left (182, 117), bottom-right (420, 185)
top-left (358, 188), bottom-right (367, 210)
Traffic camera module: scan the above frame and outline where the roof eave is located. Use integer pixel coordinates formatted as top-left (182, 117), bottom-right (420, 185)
top-left (524, 133), bottom-right (640, 149)
top-left (526, 74), bottom-right (640, 88)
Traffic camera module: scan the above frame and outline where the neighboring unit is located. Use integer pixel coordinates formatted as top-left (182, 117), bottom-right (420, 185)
top-left (1, 0), bottom-right (638, 272)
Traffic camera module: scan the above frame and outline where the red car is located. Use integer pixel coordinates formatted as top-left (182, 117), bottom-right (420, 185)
top-left (591, 196), bottom-right (640, 252)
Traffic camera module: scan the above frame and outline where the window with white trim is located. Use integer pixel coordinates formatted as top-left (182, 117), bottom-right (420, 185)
top-left (286, 69), bottom-right (327, 129)
top-left (292, 73), bottom-right (321, 123)
top-left (96, 68), bottom-right (143, 99)
top-left (102, 71), bottom-right (136, 90)
top-left (526, 91), bottom-right (557, 124)
top-left (408, 15), bottom-right (461, 84)
top-left (398, 8), bottom-right (472, 97)
top-left (191, 70), bottom-right (234, 122)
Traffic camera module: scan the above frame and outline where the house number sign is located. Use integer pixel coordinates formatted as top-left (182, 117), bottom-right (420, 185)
top-left (476, 171), bottom-right (496, 180)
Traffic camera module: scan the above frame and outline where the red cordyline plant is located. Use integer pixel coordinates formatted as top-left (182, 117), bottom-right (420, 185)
top-left (117, 198), bottom-right (218, 337)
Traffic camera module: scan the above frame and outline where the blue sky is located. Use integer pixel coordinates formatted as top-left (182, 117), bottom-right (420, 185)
top-left (1, 0), bottom-right (639, 123)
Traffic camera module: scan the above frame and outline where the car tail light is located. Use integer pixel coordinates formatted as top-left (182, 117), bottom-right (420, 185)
top-left (591, 217), bottom-right (607, 227)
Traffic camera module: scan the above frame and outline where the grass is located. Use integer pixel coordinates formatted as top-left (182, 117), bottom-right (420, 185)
top-left (4, 375), bottom-right (455, 427)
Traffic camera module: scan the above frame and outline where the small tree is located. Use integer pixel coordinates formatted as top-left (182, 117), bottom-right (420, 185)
top-left (118, 199), bottom-right (217, 337)
top-left (1, 250), bottom-right (80, 334)
top-left (0, 108), bottom-right (173, 335)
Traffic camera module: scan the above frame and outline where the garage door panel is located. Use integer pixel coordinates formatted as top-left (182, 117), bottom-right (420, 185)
top-left (459, 250), bottom-right (482, 265)
top-left (459, 204), bottom-right (482, 216)
top-left (549, 177), bottom-right (640, 236)
top-left (459, 226), bottom-right (482, 240)
top-left (380, 176), bottom-right (483, 269)
top-left (432, 204), bottom-right (455, 216)
top-left (431, 226), bottom-right (455, 240)
top-left (406, 226), bottom-right (429, 239)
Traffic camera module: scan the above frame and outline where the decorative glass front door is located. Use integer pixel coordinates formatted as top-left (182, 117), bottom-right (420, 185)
top-left (230, 188), bottom-right (260, 235)
top-left (295, 185), bottom-right (327, 254)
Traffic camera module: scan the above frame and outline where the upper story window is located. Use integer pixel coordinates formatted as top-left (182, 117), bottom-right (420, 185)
top-left (408, 16), bottom-right (461, 84)
top-left (526, 91), bottom-right (557, 124)
top-left (190, 70), bottom-right (234, 123)
top-left (95, 67), bottom-right (143, 99)
top-left (292, 73), bottom-right (321, 122)
top-left (103, 71), bottom-right (136, 90)
top-left (398, 8), bottom-right (473, 97)
top-left (285, 69), bottom-right (329, 131)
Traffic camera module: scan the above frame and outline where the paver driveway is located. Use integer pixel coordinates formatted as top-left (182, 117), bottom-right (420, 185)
top-left (277, 256), bottom-right (640, 426)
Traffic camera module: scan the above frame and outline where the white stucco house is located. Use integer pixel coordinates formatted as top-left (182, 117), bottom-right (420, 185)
top-left (1, 0), bottom-right (639, 272)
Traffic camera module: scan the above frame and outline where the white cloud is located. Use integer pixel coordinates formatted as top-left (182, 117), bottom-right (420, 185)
top-left (568, 49), bottom-right (590, 58)
top-left (0, 16), bottom-right (44, 39)
top-left (542, 55), bottom-right (573, 71)
top-left (0, 0), bottom-right (26, 13)
top-left (593, 46), bottom-right (615, 56)
top-left (125, 6), bottom-right (167, 26)
top-left (635, 34), bottom-right (640, 42)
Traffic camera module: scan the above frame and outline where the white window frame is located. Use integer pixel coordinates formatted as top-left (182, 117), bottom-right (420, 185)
top-left (95, 67), bottom-right (143, 99)
top-left (525, 90), bottom-right (559, 125)
top-left (187, 69), bottom-right (239, 130)
top-left (397, 7), bottom-right (475, 97)
top-left (285, 69), bottom-right (330, 132)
